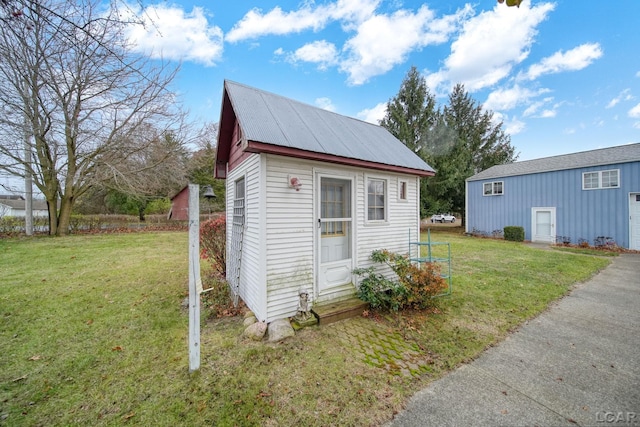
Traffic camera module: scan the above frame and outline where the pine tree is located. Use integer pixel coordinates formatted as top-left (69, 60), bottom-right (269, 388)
top-left (380, 66), bottom-right (437, 154)
top-left (381, 69), bottom-right (518, 220)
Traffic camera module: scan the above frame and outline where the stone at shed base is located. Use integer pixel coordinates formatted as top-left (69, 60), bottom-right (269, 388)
top-left (291, 315), bottom-right (318, 330)
top-left (243, 315), bottom-right (257, 327)
top-left (243, 321), bottom-right (267, 341)
top-left (267, 319), bottom-right (295, 342)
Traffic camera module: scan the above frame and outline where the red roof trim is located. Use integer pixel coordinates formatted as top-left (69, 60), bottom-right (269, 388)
top-left (245, 141), bottom-right (435, 177)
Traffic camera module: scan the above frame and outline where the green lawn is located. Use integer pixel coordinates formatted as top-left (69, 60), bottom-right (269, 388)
top-left (0, 231), bottom-right (611, 426)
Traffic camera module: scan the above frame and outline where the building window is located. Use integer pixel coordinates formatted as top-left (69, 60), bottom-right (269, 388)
top-left (398, 180), bottom-right (407, 201)
top-left (321, 180), bottom-right (346, 236)
top-left (483, 181), bottom-right (503, 196)
top-left (367, 178), bottom-right (386, 221)
top-left (582, 169), bottom-right (619, 190)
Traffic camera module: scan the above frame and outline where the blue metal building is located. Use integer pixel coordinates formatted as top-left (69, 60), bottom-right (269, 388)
top-left (465, 143), bottom-right (640, 249)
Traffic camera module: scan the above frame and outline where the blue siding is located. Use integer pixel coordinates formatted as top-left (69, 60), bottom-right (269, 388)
top-left (466, 161), bottom-right (640, 248)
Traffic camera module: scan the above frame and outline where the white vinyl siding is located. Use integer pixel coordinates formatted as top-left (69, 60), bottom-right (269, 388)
top-left (226, 154), bottom-right (264, 321)
top-left (230, 154), bottom-right (422, 322)
top-left (357, 174), bottom-right (419, 282)
top-left (582, 169), bottom-right (619, 190)
top-left (264, 155), bottom-right (315, 321)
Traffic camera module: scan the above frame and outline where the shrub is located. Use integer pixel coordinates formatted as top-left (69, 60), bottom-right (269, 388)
top-left (0, 216), bottom-right (23, 236)
top-left (144, 198), bottom-right (171, 215)
top-left (200, 215), bottom-right (226, 277)
top-left (201, 274), bottom-right (244, 318)
top-left (353, 249), bottom-right (447, 311)
top-left (352, 265), bottom-right (407, 311)
top-left (503, 226), bottom-right (525, 242)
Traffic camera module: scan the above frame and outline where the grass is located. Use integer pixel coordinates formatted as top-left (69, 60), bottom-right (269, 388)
top-left (0, 230), bottom-right (612, 426)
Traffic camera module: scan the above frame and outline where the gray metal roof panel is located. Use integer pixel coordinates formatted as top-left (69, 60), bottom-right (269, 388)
top-left (468, 143), bottom-right (640, 181)
top-left (225, 81), bottom-right (434, 173)
top-left (0, 199), bottom-right (48, 210)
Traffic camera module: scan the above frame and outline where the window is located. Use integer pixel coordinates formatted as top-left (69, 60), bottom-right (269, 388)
top-left (321, 180), bottom-right (348, 236)
top-left (601, 170), bottom-right (619, 188)
top-left (398, 180), bottom-right (408, 201)
top-left (483, 181), bottom-right (504, 196)
top-left (367, 178), bottom-right (386, 221)
top-left (582, 169), bottom-right (619, 190)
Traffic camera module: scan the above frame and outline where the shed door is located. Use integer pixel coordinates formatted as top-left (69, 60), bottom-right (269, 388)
top-left (317, 176), bottom-right (353, 296)
top-left (532, 207), bottom-right (556, 243)
top-left (631, 194), bottom-right (640, 250)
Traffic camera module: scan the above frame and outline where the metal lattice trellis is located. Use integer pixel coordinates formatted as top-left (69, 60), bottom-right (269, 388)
top-left (228, 179), bottom-right (245, 306)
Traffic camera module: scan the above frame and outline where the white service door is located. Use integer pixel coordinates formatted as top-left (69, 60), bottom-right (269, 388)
top-left (630, 194), bottom-right (640, 250)
top-left (532, 207), bottom-right (556, 243)
top-left (317, 177), bottom-right (353, 295)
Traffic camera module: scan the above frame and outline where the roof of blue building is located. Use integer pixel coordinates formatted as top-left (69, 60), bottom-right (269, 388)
top-left (468, 143), bottom-right (640, 181)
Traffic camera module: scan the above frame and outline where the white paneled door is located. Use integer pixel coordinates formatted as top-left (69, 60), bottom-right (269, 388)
top-left (531, 207), bottom-right (556, 243)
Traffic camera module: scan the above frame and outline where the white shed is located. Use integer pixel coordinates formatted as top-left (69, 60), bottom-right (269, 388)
top-left (215, 81), bottom-right (435, 322)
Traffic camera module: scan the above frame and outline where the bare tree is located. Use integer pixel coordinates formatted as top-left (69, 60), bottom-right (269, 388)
top-left (0, 0), bottom-right (184, 235)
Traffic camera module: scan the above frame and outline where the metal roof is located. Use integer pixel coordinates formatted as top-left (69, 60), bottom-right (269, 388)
top-left (223, 80), bottom-right (435, 174)
top-left (0, 198), bottom-right (48, 210)
top-left (467, 143), bottom-right (640, 181)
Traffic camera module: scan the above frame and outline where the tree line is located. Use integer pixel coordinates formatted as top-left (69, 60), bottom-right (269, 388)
top-left (380, 67), bottom-right (518, 220)
top-left (0, 0), bottom-right (222, 234)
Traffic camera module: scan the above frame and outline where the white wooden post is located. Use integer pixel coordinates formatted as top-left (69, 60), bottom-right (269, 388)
top-left (188, 184), bottom-right (201, 372)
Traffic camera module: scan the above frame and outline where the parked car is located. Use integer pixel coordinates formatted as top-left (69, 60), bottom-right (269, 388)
top-left (430, 213), bottom-right (456, 223)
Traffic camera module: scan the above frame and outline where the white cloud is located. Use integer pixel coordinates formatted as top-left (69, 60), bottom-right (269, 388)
top-left (227, 0), bottom-right (470, 85)
top-left (521, 43), bottom-right (603, 81)
top-left (357, 102), bottom-right (387, 124)
top-left (341, 5), bottom-right (472, 85)
top-left (629, 103), bottom-right (640, 118)
top-left (426, 2), bottom-right (555, 93)
top-left (484, 85), bottom-right (550, 111)
top-left (315, 97), bottom-right (336, 112)
top-left (607, 88), bottom-right (633, 108)
top-left (226, 0), bottom-right (380, 43)
top-left (291, 41), bottom-right (338, 70)
top-left (505, 118), bottom-right (526, 135)
top-left (125, 5), bottom-right (223, 66)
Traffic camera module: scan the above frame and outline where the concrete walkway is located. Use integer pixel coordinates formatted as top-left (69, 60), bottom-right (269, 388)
top-left (388, 254), bottom-right (640, 427)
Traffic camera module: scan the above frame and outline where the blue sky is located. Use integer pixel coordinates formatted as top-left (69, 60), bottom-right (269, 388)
top-left (122, 0), bottom-right (640, 162)
top-left (2, 0), bottom-right (639, 192)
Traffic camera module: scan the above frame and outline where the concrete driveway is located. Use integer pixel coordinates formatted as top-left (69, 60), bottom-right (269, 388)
top-left (388, 254), bottom-right (640, 427)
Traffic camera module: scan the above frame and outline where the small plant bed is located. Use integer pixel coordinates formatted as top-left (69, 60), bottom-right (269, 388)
top-left (552, 245), bottom-right (638, 256)
top-left (353, 249), bottom-right (447, 311)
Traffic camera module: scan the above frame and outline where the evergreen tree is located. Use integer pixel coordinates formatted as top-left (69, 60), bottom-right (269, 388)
top-left (432, 84), bottom-right (517, 216)
top-left (380, 66), bottom-right (438, 216)
top-left (380, 66), bottom-right (437, 153)
top-left (381, 68), bottom-right (518, 220)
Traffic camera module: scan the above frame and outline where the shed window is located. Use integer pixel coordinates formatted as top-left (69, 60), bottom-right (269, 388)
top-left (582, 169), bottom-right (619, 190)
top-left (398, 180), bottom-right (408, 201)
top-left (367, 178), bottom-right (386, 221)
top-left (483, 181), bottom-right (503, 196)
